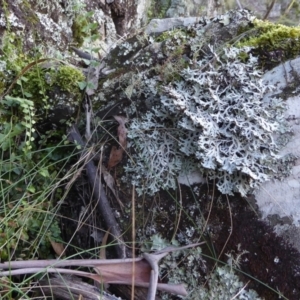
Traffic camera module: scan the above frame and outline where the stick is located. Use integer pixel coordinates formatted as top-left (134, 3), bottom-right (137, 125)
top-left (67, 124), bottom-right (127, 258)
top-left (143, 252), bottom-right (169, 300)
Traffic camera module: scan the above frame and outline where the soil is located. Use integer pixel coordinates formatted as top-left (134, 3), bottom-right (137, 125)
top-left (58, 171), bottom-right (300, 299)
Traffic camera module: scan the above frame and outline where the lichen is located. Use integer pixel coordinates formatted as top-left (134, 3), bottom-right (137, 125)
top-left (113, 10), bottom-right (293, 196)
top-left (125, 45), bottom-right (290, 196)
top-left (196, 266), bottom-right (262, 300)
top-left (156, 241), bottom-right (261, 300)
top-left (21, 0), bottom-right (39, 25)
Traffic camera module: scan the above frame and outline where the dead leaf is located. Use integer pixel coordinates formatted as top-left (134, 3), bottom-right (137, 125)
top-left (107, 146), bottom-right (123, 169)
top-left (94, 259), bottom-right (151, 284)
top-left (107, 116), bottom-right (128, 169)
top-left (99, 229), bottom-right (110, 260)
top-left (102, 167), bottom-right (124, 209)
top-left (91, 262), bottom-right (187, 296)
top-left (50, 240), bottom-right (65, 257)
top-left (0, 244), bottom-right (205, 297)
top-left (113, 115), bottom-right (128, 149)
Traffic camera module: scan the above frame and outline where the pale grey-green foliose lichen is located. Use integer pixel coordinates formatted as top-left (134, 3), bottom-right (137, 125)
top-left (125, 45), bottom-right (290, 195)
top-left (118, 10), bottom-right (293, 196)
top-left (159, 248), bottom-right (261, 300)
top-left (196, 266), bottom-right (262, 300)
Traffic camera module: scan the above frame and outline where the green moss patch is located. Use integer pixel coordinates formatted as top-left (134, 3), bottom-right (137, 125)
top-left (238, 19), bottom-right (300, 69)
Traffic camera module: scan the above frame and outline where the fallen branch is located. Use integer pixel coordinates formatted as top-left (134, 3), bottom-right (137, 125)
top-left (36, 275), bottom-right (117, 300)
top-left (143, 252), bottom-right (168, 300)
top-left (67, 124), bottom-right (127, 258)
top-left (0, 243), bottom-right (204, 297)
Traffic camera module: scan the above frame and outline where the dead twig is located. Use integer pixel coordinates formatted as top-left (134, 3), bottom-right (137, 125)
top-left (263, 0), bottom-right (276, 20)
top-left (38, 275), bottom-right (117, 300)
top-left (67, 124), bottom-right (127, 258)
top-left (143, 252), bottom-right (168, 300)
top-left (0, 244), bottom-right (205, 297)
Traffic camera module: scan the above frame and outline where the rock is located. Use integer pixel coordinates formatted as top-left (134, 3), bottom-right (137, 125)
top-left (165, 0), bottom-right (207, 18)
top-left (145, 17), bottom-right (201, 34)
top-left (254, 57), bottom-right (300, 248)
top-left (0, 0), bottom-right (154, 129)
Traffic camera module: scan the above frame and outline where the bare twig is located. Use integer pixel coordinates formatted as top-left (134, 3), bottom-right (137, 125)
top-left (171, 179), bottom-right (183, 241)
top-left (67, 124), bottom-right (127, 258)
top-left (143, 252), bottom-right (169, 300)
top-left (0, 244), bottom-right (205, 297)
top-left (263, 0), bottom-right (276, 20)
top-left (231, 280), bottom-right (250, 300)
top-left (0, 243), bottom-right (205, 270)
top-left (283, 0), bottom-right (296, 19)
top-left (217, 195), bottom-right (233, 262)
top-left (0, 264), bottom-right (186, 295)
top-left (37, 274), bottom-right (117, 300)
top-left (131, 185), bottom-right (136, 300)
top-left (236, 0), bottom-right (243, 9)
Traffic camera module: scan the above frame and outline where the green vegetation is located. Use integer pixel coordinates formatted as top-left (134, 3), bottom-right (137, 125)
top-left (1, 2), bottom-right (300, 299)
top-left (238, 19), bottom-right (300, 68)
top-left (147, 0), bottom-right (171, 19)
top-left (0, 93), bottom-right (79, 260)
top-left (71, 12), bottom-right (100, 47)
top-left (0, 16), bottom-right (84, 262)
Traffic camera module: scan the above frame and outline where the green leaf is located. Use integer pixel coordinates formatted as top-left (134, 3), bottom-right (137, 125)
top-left (27, 185), bottom-right (36, 193)
top-left (24, 92), bottom-right (32, 98)
top-left (13, 167), bottom-right (22, 175)
top-left (39, 168), bottom-right (50, 178)
top-left (92, 47), bottom-right (101, 53)
top-left (89, 23), bottom-right (98, 31)
top-left (91, 34), bottom-right (100, 42)
top-left (21, 76), bottom-right (29, 82)
top-left (86, 81), bottom-right (96, 89)
top-left (78, 81), bottom-right (87, 90)
top-left (82, 58), bottom-right (91, 65)
top-left (85, 11), bottom-right (94, 18)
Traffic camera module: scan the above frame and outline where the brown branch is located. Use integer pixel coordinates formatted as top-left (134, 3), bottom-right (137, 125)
top-left (143, 252), bottom-right (169, 300)
top-left (0, 243), bottom-right (204, 270)
top-left (37, 275), bottom-right (116, 300)
top-left (0, 244), bottom-right (204, 298)
top-left (67, 124), bottom-right (127, 258)
top-left (263, 0), bottom-right (276, 20)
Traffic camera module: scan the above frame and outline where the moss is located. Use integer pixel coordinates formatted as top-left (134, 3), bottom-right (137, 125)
top-left (71, 13), bottom-right (99, 47)
top-left (72, 15), bottom-right (88, 47)
top-left (155, 29), bottom-right (191, 84)
top-left (147, 0), bottom-right (171, 19)
top-left (1, 0), bottom-right (10, 30)
top-left (21, 0), bottom-right (39, 25)
top-left (0, 81), bottom-right (6, 95)
top-left (156, 55), bottom-right (188, 83)
top-left (155, 28), bottom-right (188, 43)
top-left (237, 19), bottom-right (300, 69)
top-left (0, 0), bottom-right (87, 264)
top-left (0, 59), bottom-right (80, 260)
top-left (56, 65), bottom-right (85, 94)
top-left (13, 64), bottom-right (84, 100)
